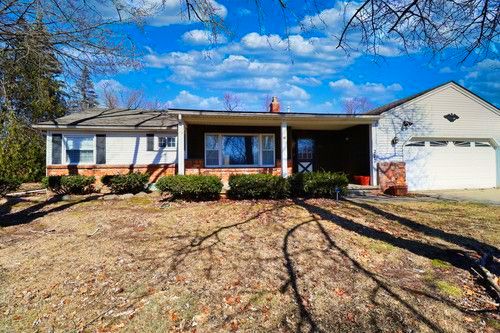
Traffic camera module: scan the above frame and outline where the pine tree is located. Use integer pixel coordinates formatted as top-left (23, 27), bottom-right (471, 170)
top-left (0, 16), bottom-right (66, 181)
top-left (76, 66), bottom-right (98, 111)
top-left (0, 15), bottom-right (66, 123)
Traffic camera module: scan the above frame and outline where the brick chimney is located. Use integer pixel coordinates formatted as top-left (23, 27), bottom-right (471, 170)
top-left (270, 96), bottom-right (280, 113)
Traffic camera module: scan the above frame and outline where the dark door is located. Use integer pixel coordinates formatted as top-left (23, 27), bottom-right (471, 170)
top-left (296, 138), bottom-right (314, 172)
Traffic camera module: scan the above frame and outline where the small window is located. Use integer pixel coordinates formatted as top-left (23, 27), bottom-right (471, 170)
top-left (474, 141), bottom-right (491, 147)
top-left (65, 135), bottom-right (94, 164)
top-left (205, 135), bottom-right (220, 166)
top-left (405, 141), bottom-right (425, 147)
top-left (159, 136), bottom-right (176, 149)
top-left (262, 135), bottom-right (275, 166)
top-left (453, 141), bottom-right (471, 147)
top-left (429, 141), bottom-right (448, 147)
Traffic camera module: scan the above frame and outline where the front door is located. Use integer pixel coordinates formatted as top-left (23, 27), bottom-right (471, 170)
top-left (297, 138), bottom-right (314, 173)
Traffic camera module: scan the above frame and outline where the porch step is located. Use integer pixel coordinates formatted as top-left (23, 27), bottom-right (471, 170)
top-left (346, 184), bottom-right (380, 197)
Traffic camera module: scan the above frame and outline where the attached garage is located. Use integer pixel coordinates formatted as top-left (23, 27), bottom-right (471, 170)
top-left (404, 139), bottom-right (497, 191)
top-left (371, 81), bottom-right (500, 191)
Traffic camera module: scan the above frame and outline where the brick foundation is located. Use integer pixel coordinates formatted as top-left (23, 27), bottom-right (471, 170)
top-left (185, 159), bottom-right (293, 184)
top-left (47, 164), bottom-right (176, 183)
top-left (377, 162), bottom-right (407, 193)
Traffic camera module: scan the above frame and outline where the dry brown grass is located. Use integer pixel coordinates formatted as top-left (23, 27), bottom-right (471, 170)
top-left (0, 195), bottom-right (499, 332)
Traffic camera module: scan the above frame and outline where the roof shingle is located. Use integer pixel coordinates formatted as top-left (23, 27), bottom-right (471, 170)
top-left (35, 108), bottom-right (177, 129)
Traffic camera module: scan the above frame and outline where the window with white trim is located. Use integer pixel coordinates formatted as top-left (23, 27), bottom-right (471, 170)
top-left (204, 134), bottom-right (275, 167)
top-left (429, 141), bottom-right (448, 147)
top-left (65, 135), bottom-right (94, 164)
top-left (453, 141), bottom-right (471, 147)
top-left (159, 136), bottom-right (176, 149)
top-left (474, 141), bottom-right (491, 147)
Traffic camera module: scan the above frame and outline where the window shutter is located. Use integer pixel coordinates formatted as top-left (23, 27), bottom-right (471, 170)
top-left (147, 134), bottom-right (154, 151)
top-left (51, 134), bottom-right (62, 164)
top-left (96, 134), bottom-right (106, 164)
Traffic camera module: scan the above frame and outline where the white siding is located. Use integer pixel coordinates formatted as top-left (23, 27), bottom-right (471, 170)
top-left (47, 131), bottom-right (177, 165)
top-left (374, 83), bottom-right (500, 190)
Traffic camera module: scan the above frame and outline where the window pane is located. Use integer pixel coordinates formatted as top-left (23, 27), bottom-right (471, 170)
top-left (429, 141), bottom-right (448, 147)
top-left (66, 136), bottom-right (93, 150)
top-left (262, 135), bottom-right (274, 150)
top-left (222, 135), bottom-right (259, 165)
top-left (206, 150), bottom-right (219, 166)
top-left (453, 141), bottom-right (471, 147)
top-left (159, 137), bottom-right (166, 148)
top-left (167, 137), bottom-right (176, 148)
top-left (206, 135), bottom-right (219, 150)
top-left (262, 151), bottom-right (274, 165)
top-left (297, 139), bottom-right (314, 160)
top-left (405, 141), bottom-right (425, 147)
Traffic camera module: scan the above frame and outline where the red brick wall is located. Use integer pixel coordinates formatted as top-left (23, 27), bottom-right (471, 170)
top-left (185, 159), bottom-right (293, 184)
top-left (377, 162), bottom-right (407, 192)
top-left (47, 164), bottom-right (176, 183)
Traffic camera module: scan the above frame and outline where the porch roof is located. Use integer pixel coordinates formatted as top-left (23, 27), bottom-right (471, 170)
top-left (169, 109), bottom-right (380, 130)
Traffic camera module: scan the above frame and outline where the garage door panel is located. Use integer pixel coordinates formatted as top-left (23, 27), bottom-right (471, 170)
top-left (404, 142), bottom-right (496, 191)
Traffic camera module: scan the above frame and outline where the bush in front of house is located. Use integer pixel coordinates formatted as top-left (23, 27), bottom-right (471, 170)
top-left (107, 173), bottom-right (150, 194)
top-left (289, 171), bottom-right (349, 198)
top-left (42, 175), bottom-right (96, 194)
top-left (0, 175), bottom-right (21, 197)
top-left (227, 174), bottom-right (290, 199)
top-left (156, 175), bottom-right (223, 201)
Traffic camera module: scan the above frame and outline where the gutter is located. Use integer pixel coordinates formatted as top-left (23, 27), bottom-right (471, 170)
top-left (32, 125), bottom-right (177, 132)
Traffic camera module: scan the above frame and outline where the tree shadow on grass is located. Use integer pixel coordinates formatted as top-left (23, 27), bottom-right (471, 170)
top-left (345, 198), bottom-right (499, 257)
top-left (284, 198), bottom-right (500, 332)
top-left (0, 195), bottom-right (101, 227)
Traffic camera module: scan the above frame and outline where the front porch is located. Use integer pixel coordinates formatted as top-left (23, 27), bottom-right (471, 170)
top-left (170, 109), bottom-right (380, 186)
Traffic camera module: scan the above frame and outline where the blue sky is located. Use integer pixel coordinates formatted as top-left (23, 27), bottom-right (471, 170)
top-left (94, 0), bottom-right (499, 112)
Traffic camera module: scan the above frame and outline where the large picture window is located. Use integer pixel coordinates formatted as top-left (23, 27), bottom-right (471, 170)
top-left (65, 135), bottom-right (94, 164)
top-left (205, 134), bottom-right (275, 167)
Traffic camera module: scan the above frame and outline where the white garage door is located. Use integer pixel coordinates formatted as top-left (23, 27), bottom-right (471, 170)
top-left (404, 139), bottom-right (497, 191)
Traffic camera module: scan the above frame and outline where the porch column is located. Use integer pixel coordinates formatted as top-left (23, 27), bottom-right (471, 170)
top-left (281, 119), bottom-right (288, 177)
top-left (177, 114), bottom-right (185, 175)
top-left (369, 122), bottom-right (378, 186)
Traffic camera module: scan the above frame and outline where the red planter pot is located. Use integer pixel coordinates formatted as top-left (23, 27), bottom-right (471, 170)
top-left (353, 175), bottom-right (371, 186)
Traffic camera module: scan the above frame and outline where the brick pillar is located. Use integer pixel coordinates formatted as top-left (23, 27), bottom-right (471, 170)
top-left (377, 162), bottom-right (407, 195)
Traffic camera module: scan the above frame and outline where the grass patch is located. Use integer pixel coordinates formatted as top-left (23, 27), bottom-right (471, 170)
top-left (431, 259), bottom-right (452, 269)
top-left (368, 240), bottom-right (396, 253)
top-left (434, 280), bottom-right (462, 297)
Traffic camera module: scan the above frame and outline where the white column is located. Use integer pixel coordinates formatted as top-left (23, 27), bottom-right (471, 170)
top-left (369, 122), bottom-right (378, 186)
top-left (177, 114), bottom-right (185, 175)
top-left (281, 119), bottom-right (288, 178)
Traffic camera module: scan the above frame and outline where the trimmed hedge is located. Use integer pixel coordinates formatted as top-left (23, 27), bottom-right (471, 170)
top-left (42, 175), bottom-right (95, 194)
top-left (0, 175), bottom-right (21, 196)
top-left (107, 173), bottom-right (150, 194)
top-left (227, 174), bottom-right (290, 199)
top-left (156, 175), bottom-right (223, 201)
top-left (289, 172), bottom-right (349, 198)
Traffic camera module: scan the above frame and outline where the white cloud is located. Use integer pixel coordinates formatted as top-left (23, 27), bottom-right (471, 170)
top-left (461, 58), bottom-right (500, 103)
top-left (329, 78), bottom-right (355, 90)
top-left (181, 29), bottom-right (227, 45)
top-left (95, 79), bottom-right (126, 92)
top-left (282, 85), bottom-right (310, 100)
top-left (329, 79), bottom-right (403, 103)
top-left (290, 76), bottom-right (322, 86)
top-left (439, 66), bottom-right (454, 74)
top-left (167, 90), bottom-right (221, 109)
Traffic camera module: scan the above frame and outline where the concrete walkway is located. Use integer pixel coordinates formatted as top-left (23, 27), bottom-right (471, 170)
top-left (415, 188), bottom-right (500, 205)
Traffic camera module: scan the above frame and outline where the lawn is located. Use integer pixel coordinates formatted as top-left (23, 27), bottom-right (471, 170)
top-left (0, 194), bottom-right (499, 332)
